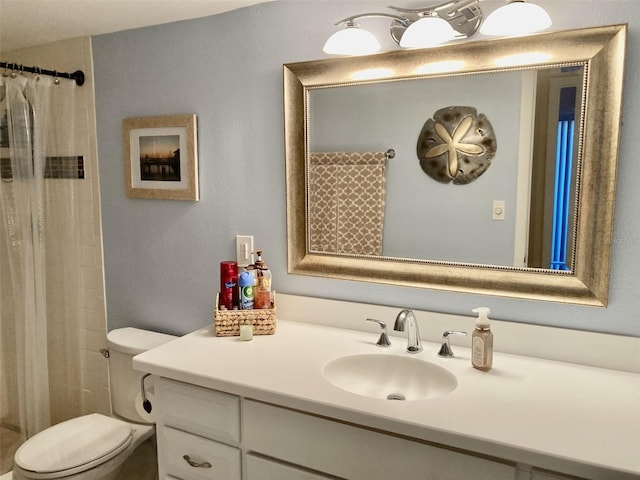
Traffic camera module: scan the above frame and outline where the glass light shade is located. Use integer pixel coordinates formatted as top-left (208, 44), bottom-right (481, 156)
top-left (480, 1), bottom-right (552, 36)
top-left (323, 26), bottom-right (381, 56)
top-left (399, 16), bottom-right (458, 48)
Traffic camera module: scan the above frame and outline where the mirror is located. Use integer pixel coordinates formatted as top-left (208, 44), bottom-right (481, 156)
top-left (284, 25), bottom-right (626, 306)
top-left (308, 66), bottom-right (583, 269)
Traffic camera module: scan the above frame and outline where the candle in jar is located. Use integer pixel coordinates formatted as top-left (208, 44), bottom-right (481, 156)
top-left (239, 324), bottom-right (253, 341)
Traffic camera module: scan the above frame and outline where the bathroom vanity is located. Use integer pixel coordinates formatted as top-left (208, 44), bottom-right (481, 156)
top-left (133, 307), bottom-right (639, 480)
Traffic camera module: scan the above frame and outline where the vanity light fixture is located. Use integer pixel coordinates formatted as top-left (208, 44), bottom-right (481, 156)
top-left (479, 0), bottom-right (552, 36)
top-left (323, 0), bottom-right (482, 55)
top-left (323, 14), bottom-right (404, 56)
top-left (322, 20), bottom-right (383, 56)
top-left (399, 14), bottom-right (458, 48)
top-left (323, 0), bottom-right (552, 56)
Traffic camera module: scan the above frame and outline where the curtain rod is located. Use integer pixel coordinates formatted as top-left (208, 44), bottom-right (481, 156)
top-left (0, 61), bottom-right (85, 86)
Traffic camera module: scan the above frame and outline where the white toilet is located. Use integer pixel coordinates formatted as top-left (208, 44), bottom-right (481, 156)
top-left (11, 327), bottom-right (175, 480)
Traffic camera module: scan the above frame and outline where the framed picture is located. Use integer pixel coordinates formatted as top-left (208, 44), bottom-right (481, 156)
top-left (123, 114), bottom-right (198, 200)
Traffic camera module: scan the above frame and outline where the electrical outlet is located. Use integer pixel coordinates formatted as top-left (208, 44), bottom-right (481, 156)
top-left (236, 235), bottom-right (254, 267)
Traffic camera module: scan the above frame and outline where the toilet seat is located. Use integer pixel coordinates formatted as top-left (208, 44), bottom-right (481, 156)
top-left (14, 414), bottom-right (133, 479)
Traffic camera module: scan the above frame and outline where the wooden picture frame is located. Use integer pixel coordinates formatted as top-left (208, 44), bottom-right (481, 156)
top-left (123, 114), bottom-right (198, 200)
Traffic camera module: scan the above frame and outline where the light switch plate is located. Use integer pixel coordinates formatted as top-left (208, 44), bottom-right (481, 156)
top-left (236, 235), bottom-right (254, 266)
top-left (492, 200), bottom-right (505, 221)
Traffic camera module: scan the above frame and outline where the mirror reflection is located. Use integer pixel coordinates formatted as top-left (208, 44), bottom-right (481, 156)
top-left (285, 24), bottom-right (626, 305)
top-left (308, 65), bottom-right (584, 270)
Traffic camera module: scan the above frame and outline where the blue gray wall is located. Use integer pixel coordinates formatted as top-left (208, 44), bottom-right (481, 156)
top-left (93, 0), bottom-right (640, 337)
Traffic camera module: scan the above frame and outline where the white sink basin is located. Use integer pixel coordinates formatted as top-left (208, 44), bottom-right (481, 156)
top-left (322, 354), bottom-right (457, 401)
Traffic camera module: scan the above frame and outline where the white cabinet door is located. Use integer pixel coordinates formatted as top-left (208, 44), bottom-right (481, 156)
top-left (243, 399), bottom-right (515, 480)
top-left (245, 454), bottom-right (335, 480)
top-left (156, 377), bottom-right (240, 444)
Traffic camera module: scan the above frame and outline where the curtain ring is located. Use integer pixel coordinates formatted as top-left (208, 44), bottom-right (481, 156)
top-left (10, 64), bottom-right (17, 78)
top-left (35, 67), bottom-right (41, 81)
top-left (54, 70), bottom-right (60, 85)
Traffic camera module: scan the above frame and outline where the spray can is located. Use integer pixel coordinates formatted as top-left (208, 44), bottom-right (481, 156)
top-left (239, 269), bottom-right (254, 310)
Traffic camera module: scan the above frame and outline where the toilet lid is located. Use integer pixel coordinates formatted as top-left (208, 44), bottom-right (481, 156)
top-left (14, 413), bottom-right (132, 475)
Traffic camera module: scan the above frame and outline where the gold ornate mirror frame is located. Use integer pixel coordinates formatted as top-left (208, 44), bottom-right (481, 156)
top-left (284, 25), bottom-right (626, 306)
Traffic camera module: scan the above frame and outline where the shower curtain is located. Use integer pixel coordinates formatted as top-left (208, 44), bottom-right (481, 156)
top-left (0, 72), bottom-right (82, 455)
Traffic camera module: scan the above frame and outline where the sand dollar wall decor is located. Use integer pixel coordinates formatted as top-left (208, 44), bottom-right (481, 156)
top-left (417, 106), bottom-right (497, 185)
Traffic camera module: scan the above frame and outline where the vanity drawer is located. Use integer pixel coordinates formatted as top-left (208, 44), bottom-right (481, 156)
top-left (243, 399), bottom-right (515, 480)
top-left (156, 377), bottom-right (240, 444)
top-left (531, 469), bottom-right (587, 480)
top-left (160, 426), bottom-right (241, 480)
top-left (245, 454), bottom-right (335, 479)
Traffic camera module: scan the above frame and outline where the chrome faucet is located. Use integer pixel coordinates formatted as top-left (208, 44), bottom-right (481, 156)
top-left (393, 309), bottom-right (423, 353)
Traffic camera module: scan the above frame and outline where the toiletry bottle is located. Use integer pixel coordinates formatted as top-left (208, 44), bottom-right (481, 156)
top-left (219, 261), bottom-right (238, 309)
top-left (238, 269), bottom-right (254, 310)
top-left (471, 307), bottom-right (493, 371)
top-left (253, 250), bottom-right (272, 309)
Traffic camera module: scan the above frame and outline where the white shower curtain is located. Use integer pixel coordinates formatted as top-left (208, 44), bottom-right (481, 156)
top-left (0, 73), bottom-right (81, 443)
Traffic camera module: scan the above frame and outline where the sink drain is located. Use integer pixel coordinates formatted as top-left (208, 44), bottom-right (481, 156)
top-left (386, 393), bottom-right (406, 401)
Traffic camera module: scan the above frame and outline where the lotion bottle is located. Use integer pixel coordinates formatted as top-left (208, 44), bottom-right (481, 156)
top-left (471, 307), bottom-right (493, 371)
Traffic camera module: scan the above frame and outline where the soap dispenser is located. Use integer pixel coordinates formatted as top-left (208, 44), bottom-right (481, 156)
top-left (253, 250), bottom-right (272, 309)
top-left (471, 307), bottom-right (493, 371)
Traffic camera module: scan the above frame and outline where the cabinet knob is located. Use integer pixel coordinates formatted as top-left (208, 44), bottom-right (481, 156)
top-left (183, 454), bottom-right (212, 468)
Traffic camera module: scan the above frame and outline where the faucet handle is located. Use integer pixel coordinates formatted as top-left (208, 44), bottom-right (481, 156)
top-left (366, 318), bottom-right (392, 347)
top-left (438, 330), bottom-right (467, 357)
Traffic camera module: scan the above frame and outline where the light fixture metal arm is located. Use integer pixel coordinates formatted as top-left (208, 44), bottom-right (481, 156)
top-left (388, 0), bottom-right (482, 38)
top-left (334, 12), bottom-right (409, 27)
top-left (389, 0), bottom-right (478, 15)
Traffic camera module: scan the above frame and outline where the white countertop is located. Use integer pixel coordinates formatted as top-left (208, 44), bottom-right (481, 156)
top-left (133, 320), bottom-right (640, 480)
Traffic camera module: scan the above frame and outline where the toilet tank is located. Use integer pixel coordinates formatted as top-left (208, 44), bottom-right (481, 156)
top-left (106, 327), bottom-right (176, 423)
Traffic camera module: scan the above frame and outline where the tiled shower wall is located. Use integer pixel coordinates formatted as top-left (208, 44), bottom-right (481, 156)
top-left (0, 36), bottom-right (109, 427)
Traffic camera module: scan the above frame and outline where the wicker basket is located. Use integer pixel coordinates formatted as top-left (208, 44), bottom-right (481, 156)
top-left (213, 292), bottom-right (277, 336)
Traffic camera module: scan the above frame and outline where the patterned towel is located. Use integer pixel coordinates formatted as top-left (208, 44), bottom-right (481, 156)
top-left (308, 151), bottom-right (388, 256)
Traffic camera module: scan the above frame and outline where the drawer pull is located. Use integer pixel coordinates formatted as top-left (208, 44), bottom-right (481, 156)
top-left (183, 454), bottom-right (212, 468)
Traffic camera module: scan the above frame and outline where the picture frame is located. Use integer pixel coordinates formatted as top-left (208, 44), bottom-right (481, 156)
top-left (123, 114), bottom-right (198, 200)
